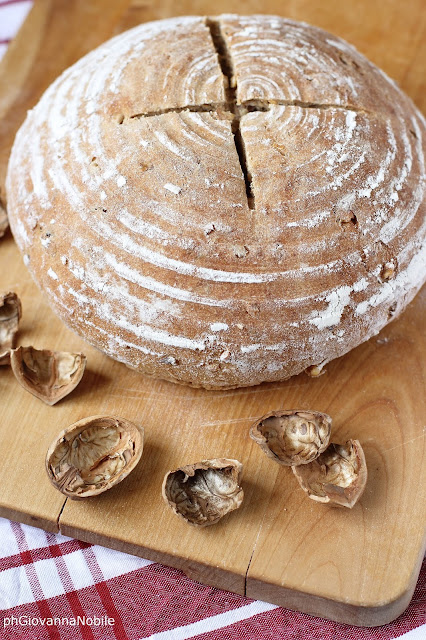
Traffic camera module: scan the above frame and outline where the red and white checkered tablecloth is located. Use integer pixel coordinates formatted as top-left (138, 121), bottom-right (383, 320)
top-left (0, 2), bottom-right (425, 638)
top-left (0, 518), bottom-right (425, 640)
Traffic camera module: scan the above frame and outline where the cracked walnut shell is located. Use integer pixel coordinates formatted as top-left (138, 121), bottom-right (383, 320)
top-left (10, 346), bottom-right (86, 405)
top-left (250, 410), bottom-right (332, 466)
top-left (0, 291), bottom-right (22, 365)
top-left (292, 439), bottom-right (367, 508)
top-left (46, 415), bottom-right (144, 499)
top-left (162, 458), bottom-right (244, 526)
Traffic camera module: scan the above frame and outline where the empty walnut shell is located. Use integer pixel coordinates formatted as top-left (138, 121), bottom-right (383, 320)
top-left (250, 410), bottom-right (332, 466)
top-left (0, 291), bottom-right (22, 364)
top-left (46, 415), bottom-right (144, 499)
top-left (162, 458), bottom-right (244, 527)
top-left (10, 346), bottom-right (86, 405)
top-left (292, 439), bottom-right (367, 508)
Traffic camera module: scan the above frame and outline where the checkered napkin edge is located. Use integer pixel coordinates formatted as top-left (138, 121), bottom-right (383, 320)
top-left (0, 518), bottom-right (424, 640)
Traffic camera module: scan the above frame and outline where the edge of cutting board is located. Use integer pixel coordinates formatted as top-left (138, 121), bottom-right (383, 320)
top-left (0, 0), bottom-right (425, 628)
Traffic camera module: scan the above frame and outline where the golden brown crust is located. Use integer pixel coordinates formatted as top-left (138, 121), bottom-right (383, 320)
top-left (5, 15), bottom-right (426, 389)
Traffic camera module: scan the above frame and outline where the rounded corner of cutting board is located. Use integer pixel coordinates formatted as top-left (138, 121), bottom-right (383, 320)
top-left (246, 557), bottom-right (424, 627)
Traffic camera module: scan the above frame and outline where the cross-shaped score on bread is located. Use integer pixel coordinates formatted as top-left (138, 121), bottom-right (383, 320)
top-left (118, 18), bottom-right (368, 214)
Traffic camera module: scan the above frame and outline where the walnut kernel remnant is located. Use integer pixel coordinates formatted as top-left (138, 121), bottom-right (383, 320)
top-left (292, 439), bottom-right (367, 508)
top-left (380, 261), bottom-right (396, 281)
top-left (0, 291), bottom-right (22, 364)
top-left (162, 458), bottom-right (244, 526)
top-left (10, 346), bottom-right (86, 405)
top-left (305, 361), bottom-right (327, 377)
top-left (250, 410), bottom-right (332, 466)
top-left (46, 415), bottom-right (144, 498)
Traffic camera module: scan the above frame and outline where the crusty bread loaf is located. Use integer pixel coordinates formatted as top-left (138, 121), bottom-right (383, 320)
top-left (5, 14), bottom-right (426, 389)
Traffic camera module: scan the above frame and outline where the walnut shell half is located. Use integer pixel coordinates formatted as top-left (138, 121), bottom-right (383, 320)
top-left (162, 458), bottom-right (244, 527)
top-left (0, 291), bottom-right (22, 364)
top-left (250, 410), bottom-right (332, 466)
top-left (46, 415), bottom-right (144, 499)
top-left (292, 439), bottom-right (368, 508)
top-left (10, 346), bottom-right (86, 405)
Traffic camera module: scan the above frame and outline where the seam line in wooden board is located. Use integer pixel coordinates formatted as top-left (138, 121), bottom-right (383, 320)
top-left (57, 508), bottom-right (263, 594)
top-left (57, 498), bottom-right (67, 528)
top-left (57, 521), bottom-right (247, 595)
top-left (0, 505), bottom-right (60, 534)
top-left (243, 496), bottom-right (270, 597)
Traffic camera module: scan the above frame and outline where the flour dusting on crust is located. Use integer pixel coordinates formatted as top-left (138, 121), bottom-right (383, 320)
top-left (5, 14), bottom-right (426, 388)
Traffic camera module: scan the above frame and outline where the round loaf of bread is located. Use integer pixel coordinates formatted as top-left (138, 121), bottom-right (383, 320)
top-left (6, 14), bottom-right (426, 389)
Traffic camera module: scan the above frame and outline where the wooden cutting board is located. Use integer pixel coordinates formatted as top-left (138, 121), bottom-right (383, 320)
top-left (0, 0), bottom-right (425, 627)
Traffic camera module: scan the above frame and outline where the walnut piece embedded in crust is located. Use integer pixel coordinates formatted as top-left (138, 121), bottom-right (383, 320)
top-left (250, 410), bottom-right (332, 466)
top-left (292, 439), bottom-right (368, 508)
top-left (10, 346), bottom-right (86, 405)
top-left (46, 415), bottom-right (144, 499)
top-left (0, 291), bottom-right (22, 364)
top-left (162, 458), bottom-right (244, 526)
top-left (0, 198), bottom-right (7, 238)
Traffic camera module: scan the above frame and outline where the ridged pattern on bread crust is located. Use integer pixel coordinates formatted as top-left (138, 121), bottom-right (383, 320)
top-left (6, 15), bottom-right (426, 388)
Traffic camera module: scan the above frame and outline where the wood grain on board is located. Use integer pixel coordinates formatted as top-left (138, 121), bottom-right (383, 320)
top-left (0, 0), bottom-right (425, 627)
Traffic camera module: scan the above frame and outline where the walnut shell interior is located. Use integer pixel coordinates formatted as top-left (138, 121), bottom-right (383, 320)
top-left (162, 458), bottom-right (244, 526)
top-left (250, 410), bottom-right (332, 466)
top-left (0, 351), bottom-right (11, 366)
top-left (0, 291), bottom-right (22, 364)
top-left (46, 415), bottom-right (144, 498)
top-left (10, 346), bottom-right (86, 405)
top-left (292, 439), bottom-right (368, 508)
